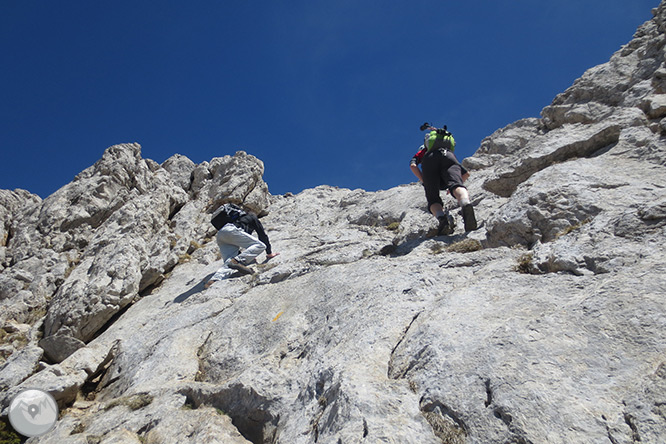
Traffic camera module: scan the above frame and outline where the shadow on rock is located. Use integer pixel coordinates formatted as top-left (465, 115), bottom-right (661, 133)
top-left (173, 273), bottom-right (214, 303)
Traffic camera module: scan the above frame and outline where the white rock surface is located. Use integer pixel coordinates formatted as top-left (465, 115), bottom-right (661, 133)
top-left (1, 2), bottom-right (666, 443)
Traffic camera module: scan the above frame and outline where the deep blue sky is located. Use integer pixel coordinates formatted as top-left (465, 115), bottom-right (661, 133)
top-left (1, 1), bottom-right (659, 198)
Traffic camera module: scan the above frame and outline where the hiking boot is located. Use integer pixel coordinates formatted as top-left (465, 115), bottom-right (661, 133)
top-left (227, 258), bottom-right (254, 275)
top-left (462, 204), bottom-right (478, 232)
top-left (437, 213), bottom-right (456, 235)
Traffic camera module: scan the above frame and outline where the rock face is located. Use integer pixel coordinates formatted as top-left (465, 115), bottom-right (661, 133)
top-left (1, 3), bottom-right (666, 443)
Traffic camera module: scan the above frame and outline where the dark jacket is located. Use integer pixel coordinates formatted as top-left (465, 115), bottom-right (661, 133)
top-left (234, 213), bottom-right (273, 255)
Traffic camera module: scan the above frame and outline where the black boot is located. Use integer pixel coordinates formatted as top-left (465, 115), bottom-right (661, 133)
top-left (437, 213), bottom-right (456, 235)
top-left (462, 204), bottom-right (478, 232)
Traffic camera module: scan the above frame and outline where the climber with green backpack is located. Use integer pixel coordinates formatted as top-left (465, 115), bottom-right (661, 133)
top-left (410, 122), bottom-right (477, 235)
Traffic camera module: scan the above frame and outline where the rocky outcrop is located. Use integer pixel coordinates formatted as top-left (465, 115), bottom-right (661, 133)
top-left (0, 145), bottom-right (270, 366)
top-left (1, 2), bottom-right (666, 443)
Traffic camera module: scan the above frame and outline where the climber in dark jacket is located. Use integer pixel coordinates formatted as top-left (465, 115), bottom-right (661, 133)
top-left (205, 211), bottom-right (279, 288)
top-left (410, 123), bottom-right (477, 235)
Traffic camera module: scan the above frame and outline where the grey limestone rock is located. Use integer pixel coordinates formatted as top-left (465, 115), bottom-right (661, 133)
top-left (1, 2), bottom-right (666, 443)
top-left (0, 144), bottom-right (270, 366)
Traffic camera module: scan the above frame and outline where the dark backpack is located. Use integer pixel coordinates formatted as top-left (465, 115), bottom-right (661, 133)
top-left (211, 203), bottom-right (246, 230)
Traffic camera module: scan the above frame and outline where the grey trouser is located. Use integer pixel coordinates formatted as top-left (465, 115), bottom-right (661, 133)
top-left (211, 223), bottom-right (266, 280)
top-left (421, 148), bottom-right (466, 209)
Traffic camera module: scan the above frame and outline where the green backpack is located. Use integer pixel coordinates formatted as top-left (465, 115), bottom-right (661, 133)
top-left (424, 129), bottom-right (455, 153)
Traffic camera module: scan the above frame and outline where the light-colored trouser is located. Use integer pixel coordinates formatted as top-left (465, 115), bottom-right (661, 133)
top-left (211, 224), bottom-right (266, 281)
